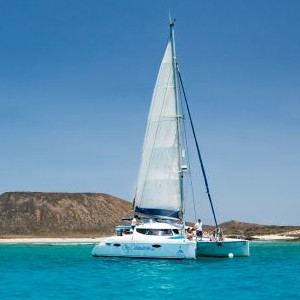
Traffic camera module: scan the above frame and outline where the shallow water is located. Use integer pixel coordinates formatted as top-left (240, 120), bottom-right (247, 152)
top-left (0, 242), bottom-right (299, 300)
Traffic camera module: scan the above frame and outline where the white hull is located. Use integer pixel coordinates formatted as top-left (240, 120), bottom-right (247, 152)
top-left (92, 221), bottom-right (250, 259)
top-left (92, 236), bottom-right (196, 259)
top-left (92, 236), bottom-right (249, 259)
top-left (196, 238), bottom-right (250, 257)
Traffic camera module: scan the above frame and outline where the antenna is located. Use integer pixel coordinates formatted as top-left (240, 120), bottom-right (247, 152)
top-left (169, 12), bottom-right (175, 26)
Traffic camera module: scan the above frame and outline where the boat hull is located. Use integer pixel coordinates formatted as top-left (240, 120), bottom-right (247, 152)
top-left (92, 238), bottom-right (196, 259)
top-left (196, 239), bottom-right (250, 257)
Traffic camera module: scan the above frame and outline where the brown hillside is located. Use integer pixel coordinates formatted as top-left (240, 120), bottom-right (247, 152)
top-left (219, 220), bottom-right (300, 239)
top-left (1, 193), bottom-right (299, 239)
top-left (0, 192), bottom-right (132, 237)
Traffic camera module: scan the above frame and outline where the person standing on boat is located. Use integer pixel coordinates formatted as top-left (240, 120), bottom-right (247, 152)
top-left (194, 219), bottom-right (203, 239)
top-left (131, 215), bottom-right (138, 231)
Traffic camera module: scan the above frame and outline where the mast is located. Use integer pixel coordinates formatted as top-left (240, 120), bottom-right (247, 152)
top-left (169, 19), bottom-right (185, 225)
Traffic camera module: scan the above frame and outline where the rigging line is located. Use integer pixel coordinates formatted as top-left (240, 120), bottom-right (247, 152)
top-left (177, 71), bottom-right (219, 228)
top-left (178, 83), bottom-right (197, 221)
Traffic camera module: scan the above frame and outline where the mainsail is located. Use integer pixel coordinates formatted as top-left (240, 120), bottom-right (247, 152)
top-left (134, 27), bottom-right (182, 219)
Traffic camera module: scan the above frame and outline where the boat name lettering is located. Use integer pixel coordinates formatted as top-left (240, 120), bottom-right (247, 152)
top-left (122, 244), bottom-right (154, 251)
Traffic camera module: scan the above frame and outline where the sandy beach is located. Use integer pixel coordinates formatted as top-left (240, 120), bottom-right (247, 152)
top-left (0, 237), bottom-right (104, 244)
top-left (251, 229), bottom-right (300, 240)
top-left (251, 235), bottom-right (298, 240)
top-left (0, 234), bottom-right (299, 244)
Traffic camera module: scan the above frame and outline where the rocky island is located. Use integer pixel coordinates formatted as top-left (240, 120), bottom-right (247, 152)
top-left (0, 192), bottom-right (132, 238)
top-left (0, 192), bottom-right (299, 241)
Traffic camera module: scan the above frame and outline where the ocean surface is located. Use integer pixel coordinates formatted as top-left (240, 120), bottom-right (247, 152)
top-left (0, 242), bottom-right (299, 300)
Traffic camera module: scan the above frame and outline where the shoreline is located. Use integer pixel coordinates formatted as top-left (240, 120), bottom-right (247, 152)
top-left (0, 237), bottom-right (104, 244)
top-left (0, 235), bottom-right (299, 244)
top-left (250, 234), bottom-right (299, 241)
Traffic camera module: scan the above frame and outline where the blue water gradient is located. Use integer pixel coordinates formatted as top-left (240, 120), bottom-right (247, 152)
top-left (0, 242), bottom-right (299, 300)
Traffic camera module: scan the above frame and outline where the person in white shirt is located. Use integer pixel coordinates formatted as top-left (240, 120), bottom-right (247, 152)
top-left (131, 216), bottom-right (137, 231)
top-left (194, 219), bottom-right (203, 238)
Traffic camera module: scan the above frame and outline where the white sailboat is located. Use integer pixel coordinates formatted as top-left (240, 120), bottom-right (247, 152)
top-left (92, 20), bottom-right (249, 259)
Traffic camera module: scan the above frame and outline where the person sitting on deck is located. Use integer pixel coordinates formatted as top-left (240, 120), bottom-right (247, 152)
top-left (186, 228), bottom-right (193, 240)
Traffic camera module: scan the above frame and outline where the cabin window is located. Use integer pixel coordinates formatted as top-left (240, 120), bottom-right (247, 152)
top-left (173, 229), bottom-right (179, 235)
top-left (136, 228), bottom-right (173, 236)
top-left (115, 226), bottom-right (131, 236)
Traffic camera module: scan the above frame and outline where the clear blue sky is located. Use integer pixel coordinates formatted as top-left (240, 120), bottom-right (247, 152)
top-left (0, 0), bottom-right (299, 225)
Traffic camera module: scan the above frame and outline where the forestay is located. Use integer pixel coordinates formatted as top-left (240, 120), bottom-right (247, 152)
top-left (134, 39), bottom-right (181, 219)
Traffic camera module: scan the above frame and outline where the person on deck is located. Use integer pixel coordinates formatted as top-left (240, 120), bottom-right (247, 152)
top-left (186, 227), bottom-right (193, 240)
top-left (194, 219), bottom-right (203, 239)
top-left (131, 215), bottom-right (138, 231)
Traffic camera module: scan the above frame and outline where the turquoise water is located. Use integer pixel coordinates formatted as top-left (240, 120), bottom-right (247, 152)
top-left (0, 242), bottom-right (299, 300)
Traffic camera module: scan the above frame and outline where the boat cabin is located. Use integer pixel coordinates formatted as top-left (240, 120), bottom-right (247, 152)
top-left (136, 228), bottom-right (179, 236)
top-left (135, 222), bottom-right (181, 237)
top-left (115, 225), bottom-right (132, 236)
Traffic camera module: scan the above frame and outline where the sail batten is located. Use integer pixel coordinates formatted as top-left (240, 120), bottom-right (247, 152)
top-left (134, 36), bottom-right (181, 219)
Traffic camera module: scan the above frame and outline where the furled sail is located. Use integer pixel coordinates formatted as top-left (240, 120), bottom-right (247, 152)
top-left (134, 38), bottom-right (181, 219)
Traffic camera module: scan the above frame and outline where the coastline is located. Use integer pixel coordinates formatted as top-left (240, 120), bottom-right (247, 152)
top-left (250, 235), bottom-right (298, 241)
top-left (0, 237), bottom-right (104, 245)
top-left (0, 235), bottom-right (299, 244)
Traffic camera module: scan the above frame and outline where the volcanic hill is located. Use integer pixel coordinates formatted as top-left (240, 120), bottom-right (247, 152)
top-left (0, 192), bottom-right (132, 237)
top-left (1, 192), bottom-right (299, 239)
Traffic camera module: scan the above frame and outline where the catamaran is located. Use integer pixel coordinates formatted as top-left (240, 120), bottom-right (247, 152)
top-left (92, 20), bottom-right (249, 259)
